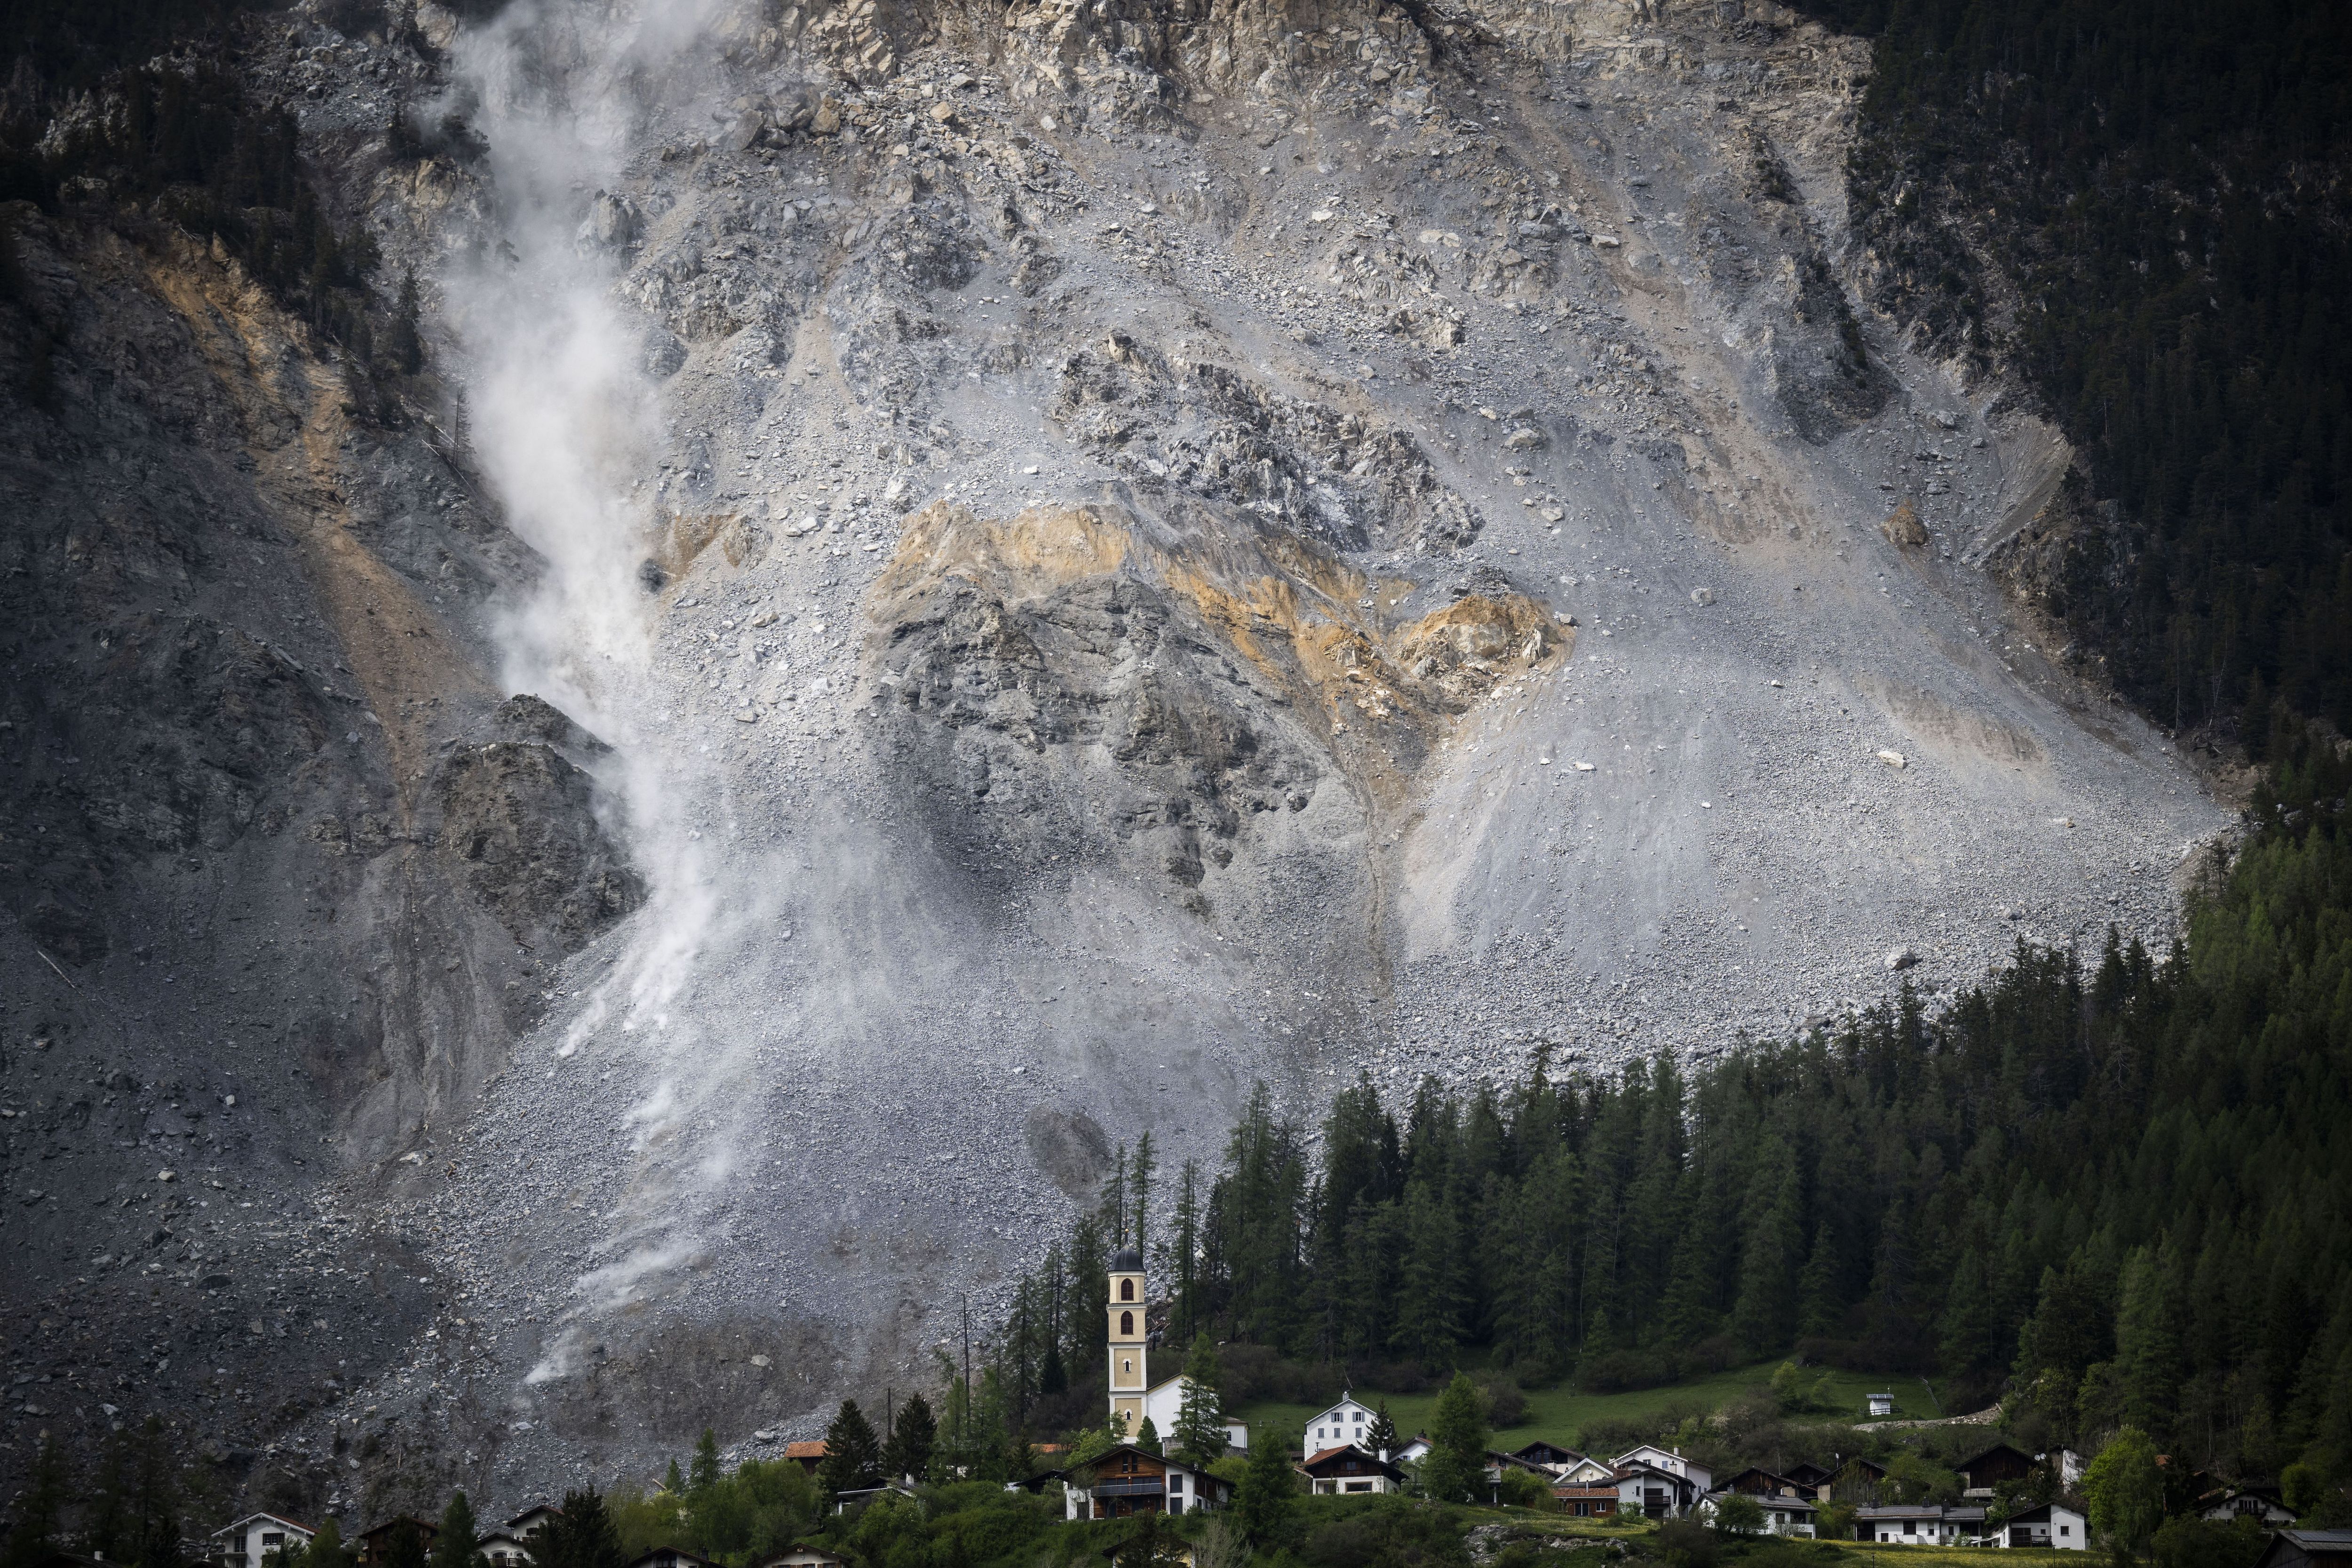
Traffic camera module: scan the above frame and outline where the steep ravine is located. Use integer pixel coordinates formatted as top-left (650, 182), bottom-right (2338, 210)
top-left (1, 0), bottom-right (2224, 1518)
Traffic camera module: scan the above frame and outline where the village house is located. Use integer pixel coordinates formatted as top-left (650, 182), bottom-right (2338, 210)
top-left (1512, 1441), bottom-right (1588, 1472)
top-left (475, 1534), bottom-right (534, 1568)
top-left (624, 1550), bottom-right (717, 1568)
top-left (1829, 1457), bottom-right (1889, 1505)
top-left (2253, 1530), bottom-right (2352, 1568)
top-left (1300, 1394), bottom-right (1382, 1458)
top-left (211, 1514), bottom-right (315, 1568)
top-left (356, 1520), bottom-right (439, 1566)
top-left (1783, 1462), bottom-right (1836, 1497)
top-left (506, 1508), bottom-right (563, 1541)
top-left (1996, 1502), bottom-right (2088, 1550)
top-left (1721, 1468), bottom-right (1808, 1498)
top-left (785, 1441), bottom-right (828, 1473)
top-left (1061, 1443), bottom-right (1232, 1520)
top-left (1300, 1446), bottom-right (1408, 1496)
top-left (1552, 1453), bottom-right (1621, 1486)
top-left (1867, 1393), bottom-right (1896, 1417)
top-left (1699, 1488), bottom-right (1818, 1537)
top-left (2201, 1488), bottom-right (2297, 1528)
top-left (1958, 1444), bottom-right (2043, 1498)
top-left (1552, 1480), bottom-right (1620, 1519)
top-left (1393, 1434), bottom-right (1433, 1465)
top-left (1856, 1504), bottom-right (1986, 1545)
top-left (1612, 1445), bottom-right (1714, 1494)
top-left (756, 1544), bottom-right (845, 1568)
top-left (1612, 1459), bottom-right (1707, 1520)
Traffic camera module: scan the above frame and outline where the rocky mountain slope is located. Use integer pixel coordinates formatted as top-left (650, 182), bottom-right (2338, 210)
top-left (1, 0), bottom-right (2223, 1523)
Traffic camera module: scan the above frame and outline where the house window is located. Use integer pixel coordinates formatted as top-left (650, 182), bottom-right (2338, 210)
top-left (1170, 1473), bottom-right (1184, 1492)
top-left (2060, 1527), bottom-right (2071, 1538)
top-left (1120, 1312), bottom-right (1134, 1336)
top-left (1120, 1279), bottom-right (1136, 1302)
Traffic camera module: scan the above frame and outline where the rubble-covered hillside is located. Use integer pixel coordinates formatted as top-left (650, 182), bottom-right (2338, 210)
top-left (0, 0), bottom-right (2225, 1522)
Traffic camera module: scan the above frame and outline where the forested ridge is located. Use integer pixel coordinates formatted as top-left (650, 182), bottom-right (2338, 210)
top-left (1782, 0), bottom-right (2352, 743)
top-left (984, 738), bottom-right (2352, 1512)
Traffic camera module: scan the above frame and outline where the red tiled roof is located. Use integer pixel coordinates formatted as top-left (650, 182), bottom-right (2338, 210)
top-left (785, 1441), bottom-right (828, 1460)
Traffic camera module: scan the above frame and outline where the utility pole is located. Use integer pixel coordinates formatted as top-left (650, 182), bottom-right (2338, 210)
top-left (961, 1295), bottom-right (972, 1452)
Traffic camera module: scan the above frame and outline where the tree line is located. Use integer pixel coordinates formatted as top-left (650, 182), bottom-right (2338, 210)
top-left (980, 733), bottom-right (2352, 1517)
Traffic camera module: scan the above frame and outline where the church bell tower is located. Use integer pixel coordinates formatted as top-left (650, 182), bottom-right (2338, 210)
top-left (1107, 1245), bottom-right (1146, 1436)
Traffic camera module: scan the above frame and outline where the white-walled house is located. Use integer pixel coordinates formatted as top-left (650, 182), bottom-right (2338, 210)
top-left (1302, 1394), bottom-right (1382, 1457)
top-left (1614, 1461), bottom-right (1707, 1519)
top-left (212, 1514), bottom-right (315, 1568)
top-left (476, 1534), bottom-right (534, 1568)
top-left (1136, 1376), bottom-right (1249, 1453)
top-left (1613, 1446), bottom-right (1714, 1495)
top-left (1858, 1504), bottom-right (1987, 1544)
top-left (1699, 1490), bottom-right (1818, 1537)
top-left (1996, 1503), bottom-right (2088, 1549)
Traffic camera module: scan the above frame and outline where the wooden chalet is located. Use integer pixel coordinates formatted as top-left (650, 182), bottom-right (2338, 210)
top-left (1783, 1462), bottom-right (1836, 1498)
top-left (785, 1441), bottom-right (828, 1472)
top-left (2254, 1532), bottom-right (2352, 1568)
top-left (626, 1551), bottom-right (718, 1568)
top-left (1061, 1443), bottom-right (1231, 1520)
top-left (1829, 1457), bottom-right (1888, 1505)
top-left (1958, 1443), bottom-right (2042, 1496)
top-left (1513, 1441), bottom-right (1587, 1470)
top-left (357, 1519), bottom-right (440, 1566)
top-left (1553, 1480), bottom-right (1620, 1519)
top-left (1300, 1446), bottom-right (1408, 1496)
top-left (1722, 1467), bottom-right (1809, 1498)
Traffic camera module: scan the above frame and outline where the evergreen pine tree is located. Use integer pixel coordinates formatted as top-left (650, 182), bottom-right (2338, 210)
top-left (689, 1429), bottom-right (722, 1494)
top-left (429, 1495), bottom-right (481, 1568)
top-left (1797, 1222), bottom-right (1843, 1337)
top-left (816, 1401), bottom-right (882, 1500)
top-left (0, 1438), bottom-right (69, 1568)
top-left (1232, 1431), bottom-right (1297, 1546)
top-left (1420, 1373), bottom-right (1489, 1504)
top-left (1367, 1402), bottom-right (1400, 1457)
top-left (879, 1391), bottom-right (937, 1483)
top-left (1136, 1416), bottom-right (1162, 1456)
top-left (300, 1522), bottom-right (348, 1568)
top-left (2116, 1245), bottom-right (2183, 1445)
top-left (531, 1490), bottom-right (623, 1568)
top-left (1171, 1335), bottom-right (1228, 1465)
top-left (663, 1459), bottom-right (685, 1496)
top-left (307, 1521), bottom-right (352, 1568)
top-left (382, 1520), bottom-right (429, 1568)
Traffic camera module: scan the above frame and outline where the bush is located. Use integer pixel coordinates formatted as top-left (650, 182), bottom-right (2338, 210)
top-left (1298, 1498), bottom-right (1472, 1568)
top-left (1479, 1378), bottom-right (1529, 1430)
top-left (1713, 1495), bottom-right (1766, 1537)
top-left (1654, 1520), bottom-right (1719, 1568)
top-left (2151, 1517), bottom-right (2266, 1568)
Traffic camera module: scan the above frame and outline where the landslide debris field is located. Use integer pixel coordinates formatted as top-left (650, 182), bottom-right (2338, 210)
top-left (0, 0), bottom-right (2220, 1518)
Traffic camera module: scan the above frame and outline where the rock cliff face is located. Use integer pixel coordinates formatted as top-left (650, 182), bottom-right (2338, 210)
top-left (1, 0), bottom-right (2225, 1520)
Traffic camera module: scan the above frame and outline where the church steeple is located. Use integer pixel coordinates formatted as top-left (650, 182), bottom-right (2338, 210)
top-left (1107, 1245), bottom-right (1146, 1436)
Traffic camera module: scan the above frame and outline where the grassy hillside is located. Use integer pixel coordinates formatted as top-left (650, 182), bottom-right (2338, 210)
top-left (1235, 1363), bottom-right (1955, 1453)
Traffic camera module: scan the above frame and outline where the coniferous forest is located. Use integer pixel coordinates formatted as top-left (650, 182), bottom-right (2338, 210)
top-left (985, 735), bottom-right (2352, 1512)
top-left (1780, 0), bottom-right (2352, 742)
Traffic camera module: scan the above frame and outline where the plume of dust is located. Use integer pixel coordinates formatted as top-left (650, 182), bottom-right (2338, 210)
top-left (436, 0), bottom-right (779, 1353)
